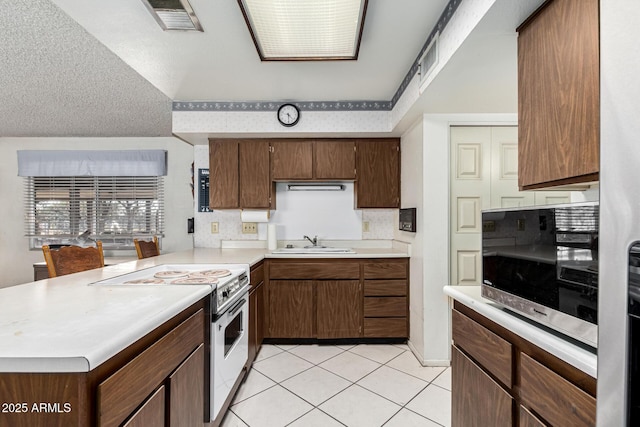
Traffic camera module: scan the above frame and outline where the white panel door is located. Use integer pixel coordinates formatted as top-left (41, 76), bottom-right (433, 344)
top-left (449, 126), bottom-right (573, 286)
top-left (490, 127), bottom-right (534, 209)
top-left (450, 127), bottom-right (490, 285)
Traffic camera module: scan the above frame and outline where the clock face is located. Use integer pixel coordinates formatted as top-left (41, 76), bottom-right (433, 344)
top-left (277, 104), bottom-right (300, 127)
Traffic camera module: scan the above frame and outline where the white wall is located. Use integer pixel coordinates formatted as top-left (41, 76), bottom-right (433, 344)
top-left (396, 118), bottom-right (425, 361)
top-left (192, 145), bottom-right (396, 248)
top-left (0, 137), bottom-right (194, 288)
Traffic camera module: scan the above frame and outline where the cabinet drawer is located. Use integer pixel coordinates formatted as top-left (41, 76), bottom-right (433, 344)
top-left (520, 353), bottom-right (596, 427)
top-left (363, 261), bottom-right (407, 279)
top-left (364, 297), bottom-right (406, 317)
top-left (364, 280), bottom-right (406, 296)
top-left (363, 318), bottom-right (407, 338)
top-left (122, 386), bottom-right (165, 427)
top-left (452, 310), bottom-right (512, 388)
top-left (98, 309), bottom-right (205, 427)
top-left (269, 262), bottom-right (360, 279)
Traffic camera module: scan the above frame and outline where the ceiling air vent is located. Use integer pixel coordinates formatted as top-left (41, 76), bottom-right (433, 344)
top-left (142, 0), bottom-right (203, 31)
top-left (418, 32), bottom-right (439, 93)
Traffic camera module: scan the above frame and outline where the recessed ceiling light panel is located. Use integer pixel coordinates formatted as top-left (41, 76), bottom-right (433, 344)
top-left (143, 0), bottom-right (203, 31)
top-left (238, 0), bottom-right (368, 61)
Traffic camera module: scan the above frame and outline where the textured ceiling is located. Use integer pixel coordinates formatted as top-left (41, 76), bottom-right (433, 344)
top-left (0, 0), bottom-right (172, 137)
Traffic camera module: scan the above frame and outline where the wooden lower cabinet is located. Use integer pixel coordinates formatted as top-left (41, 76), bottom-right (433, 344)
top-left (317, 280), bottom-right (361, 338)
top-left (265, 258), bottom-right (408, 340)
top-left (168, 344), bottom-right (205, 427)
top-left (452, 346), bottom-right (512, 427)
top-left (268, 280), bottom-right (314, 338)
top-left (248, 262), bottom-right (265, 366)
top-left (123, 386), bottom-right (166, 427)
top-left (452, 302), bottom-right (596, 427)
top-left (0, 299), bottom-right (207, 427)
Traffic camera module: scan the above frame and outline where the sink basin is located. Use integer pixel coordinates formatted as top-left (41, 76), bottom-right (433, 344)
top-left (271, 247), bottom-right (355, 254)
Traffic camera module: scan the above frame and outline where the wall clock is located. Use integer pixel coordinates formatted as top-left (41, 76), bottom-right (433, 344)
top-left (277, 103), bottom-right (300, 127)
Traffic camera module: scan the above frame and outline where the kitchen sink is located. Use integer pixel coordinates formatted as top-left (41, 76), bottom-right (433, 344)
top-left (271, 246), bottom-right (355, 254)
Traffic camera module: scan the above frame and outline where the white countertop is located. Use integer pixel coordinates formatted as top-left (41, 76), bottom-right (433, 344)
top-left (2, 247), bottom-right (409, 373)
top-left (443, 285), bottom-right (597, 378)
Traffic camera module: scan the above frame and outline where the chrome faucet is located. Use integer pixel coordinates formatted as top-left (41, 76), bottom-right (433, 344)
top-left (303, 235), bottom-right (318, 247)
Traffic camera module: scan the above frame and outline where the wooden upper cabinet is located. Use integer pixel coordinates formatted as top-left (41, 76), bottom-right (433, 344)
top-left (239, 140), bottom-right (271, 208)
top-left (271, 140), bottom-right (313, 180)
top-left (209, 139), bottom-right (271, 209)
top-left (209, 140), bottom-right (239, 208)
top-left (314, 140), bottom-right (356, 180)
top-left (355, 139), bottom-right (400, 208)
top-left (517, 0), bottom-right (599, 189)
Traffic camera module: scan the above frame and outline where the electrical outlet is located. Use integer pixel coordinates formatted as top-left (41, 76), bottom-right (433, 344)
top-left (242, 222), bottom-right (257, 234)
top-left (210, 222), bottom-right (219, 234)
top-left (363, 221), bottom-right (370, 232)
top-left (517, 219), bottom-right (526, 231)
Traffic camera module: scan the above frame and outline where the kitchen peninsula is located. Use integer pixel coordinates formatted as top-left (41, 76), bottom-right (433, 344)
top-left (0, 245), bottom-right (409, 426)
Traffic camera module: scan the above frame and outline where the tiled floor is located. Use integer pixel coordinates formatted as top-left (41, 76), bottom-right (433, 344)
top-left (221, 344), bottom-right (451, 427)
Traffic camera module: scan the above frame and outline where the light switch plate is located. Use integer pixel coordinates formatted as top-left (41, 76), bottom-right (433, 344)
top-left (363, 221), bottom-right (370, 232)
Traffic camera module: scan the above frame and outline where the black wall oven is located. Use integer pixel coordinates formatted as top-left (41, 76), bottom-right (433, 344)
top-left (481, 202), bottom-right (599, 348)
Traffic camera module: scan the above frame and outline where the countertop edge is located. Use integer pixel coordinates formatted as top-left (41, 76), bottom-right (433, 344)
top-left (443, 285), bottom-right (597, 378)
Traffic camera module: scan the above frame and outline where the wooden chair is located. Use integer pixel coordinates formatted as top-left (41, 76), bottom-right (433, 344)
top-left (42, 241), bottom-right (105, 278)
top-left (134, 236), bottom-right (160, 259)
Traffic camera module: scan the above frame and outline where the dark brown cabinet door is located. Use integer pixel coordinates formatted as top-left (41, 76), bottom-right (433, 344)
top-left (315, 140), bottom-right (356, 180)
top-left (519, 406), bottom-right (546, 427)
top-left (271, 141), bottom-right (313, 180)
top-left (268, 280), bottom-right (314, 338)
top-left (517, 0), bottom-right (599, 189)
top-left (452, 346), bottom-right (513, 427)
top-left (209, 140), bottom-right (239, 208)
top-left (167, 344), bottom-right (204, 427)
top-left (317, 280), bottom-right (361, 339)
top-left (123, 386), bottom-right (166, 427)
top-left (239, 140), bottom-right (271, 208)
top-left (356, 139), bottom-right (400, 208)
top-left (248, 263), bottom-right (265, 367)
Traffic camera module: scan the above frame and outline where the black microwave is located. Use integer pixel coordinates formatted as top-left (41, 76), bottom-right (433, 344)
top-left (481, 202), bottom-right (599, 348)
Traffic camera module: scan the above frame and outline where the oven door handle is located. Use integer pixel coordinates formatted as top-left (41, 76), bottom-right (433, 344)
top-left (228, 298), bottom-right (247, 317)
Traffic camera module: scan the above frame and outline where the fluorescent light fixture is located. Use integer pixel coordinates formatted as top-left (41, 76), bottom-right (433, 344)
top-left (287, 184), bottom-right (345, 191)
top-left (238, 0), bottom-right (368, 61)
top-left (142, 0), bottom-right (203, 31)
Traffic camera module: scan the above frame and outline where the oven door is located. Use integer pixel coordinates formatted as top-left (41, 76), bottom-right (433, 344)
top-left (211, 294), bottom-right (248, 420)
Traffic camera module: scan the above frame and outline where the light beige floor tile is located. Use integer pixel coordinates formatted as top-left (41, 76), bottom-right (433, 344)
top-left (288, 408), bottom-right (346, 427)
top-left (255, 344), bottom-right (284, 361)
top-left (253, 351), bottom-right (314, 383)
top-left (275, 344), bottom-right (299, 351)
top-left (232, 369), bottom-right (276, 404)
top-left (319, 350), bottom-right (381, 382)
top-left (220, 410), bottom-right (249, 427)
top-left (288, 344), bottom-right (345, 364)
top-left (383, 408), bottom-right (441, 427)
top-left (336, 344), bottom-right (356, 351)
top-left (386, 351), bottom-right (446, 383)
top-left (281, 366), bottom-right (351, 406)
top-left (392, 343), bottom-right (410, 351)
top-left (432, 367), bottom-right (451, 391)
top-left (357, 365), bottom-right (428, 406)
top-left (320, 385), bottom-right (401, 427)
top-left (349, 344), bottom-right (405, 364)
top-left (405, 384), bottom-right (452, 427)
top-left (231, 385), bottom-right (313, 427)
